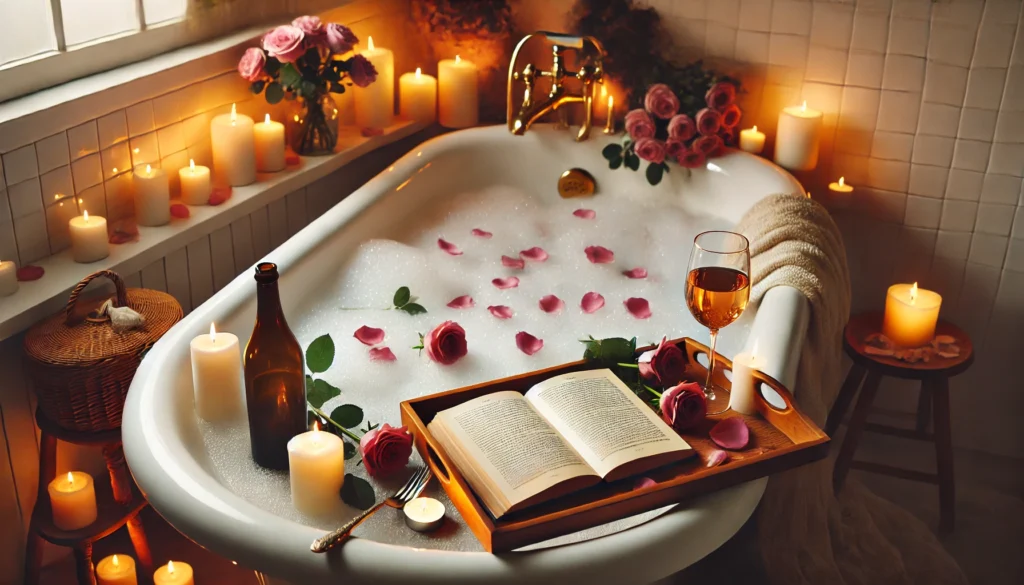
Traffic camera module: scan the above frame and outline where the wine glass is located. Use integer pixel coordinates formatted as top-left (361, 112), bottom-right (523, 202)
top-left (685, 231), bottom-right (751, 415)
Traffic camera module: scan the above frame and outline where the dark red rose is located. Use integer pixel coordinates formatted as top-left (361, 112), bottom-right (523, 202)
top-left (638, 337), bottom-right (687, 387)
top-left (425, 320), bottom-right (467, 365)
top-left (348, 54), bottom-right (378, 88)
top-left (359, 423), bottom-right (413, 476)
top-left (659, 381), bottom-right (706, 432)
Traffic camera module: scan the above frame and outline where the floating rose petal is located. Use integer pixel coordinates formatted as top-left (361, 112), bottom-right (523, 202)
top-left (108, 230), bottom-right (137, 245)
top-left (573, 208), bottom-right (596, 219)
top-left (446, 295), bottom-right (475, 309)
top-left (581, 292), bottom-right (605, 313)
top-left (170, 204), bottom-right (191, 219)
top-left (515, 331), bottom-right (544, 355)
top-left (633, 477), bottom-right (657, 491)
top-left (622, 267), bottom-right (648, 279)
top-left (369, 347), bottom-right (397, 361)
top-left (488, 305), bottom-right (514, 319)
top-left (709, 417), bottom-right (750, 450)
top-left (585, 245), bottom-right (615, 264)
top-left (471, 228), bottom-right (493, 238)
top-left (520, 247), bottom-right (549, 262)
top-left (538, 295), bottom-right (565, 313)
top-left (353, 326), bottom-right (386, 346)
top-left (285, 152), bottom-right (301, 166)
top-left (501, 255), bottom-right (525, 269)
top-left (624, 297), bottom-right (652, 319)
top-left (16, 265), bottom-right (44, 281)
top-left (706, 450), bottom-right (728, 468)
top-left (437, 238), bottom-right (463, 256)
top-left (209, 186), bottom-right (232, 206)
top-left (492, 276), bottom-right (519, 289)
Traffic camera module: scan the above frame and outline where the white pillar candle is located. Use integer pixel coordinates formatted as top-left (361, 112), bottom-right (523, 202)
top-left (729, 343), bottom-right (763, 415)
top-left (403, 497), bottom-right (445, 532)
top-left (96, 554), bottom-right (137, 585)
top-left (133, 164), bottom-right (170, 226)
top-left (254, 114), bottom-right (286, 172)
top-left (355, 37), bottom-right (394, 130)
top-left (739, 125), bottom-right (766, 154)
top-left (211, 104), bottom-right (257, 187)
top-left (153, 561), bottom-right (193, 585)
top-left (48, 471), bottom-right (97, 531)
top-left (190, 323), bottom-right (243, 422)
top-left (438, 55), bottom-right (479, 129)
top-left (399, 68), bottom-right (438, 124)
top-left (179, 159), bottom-right (212, 206)
top-left (287, 425), bottom-right (345, 516)
top-left (774, 101), bottom-right (822, 171)
top-left (69, 211), bottom-right (110, 263)
top-left (882, 282), bottom-right (942, 348)
top-left (0, 260), bottom-right (17, 297)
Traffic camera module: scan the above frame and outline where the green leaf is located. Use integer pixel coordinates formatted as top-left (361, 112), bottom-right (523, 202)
top-left (625, 152), bottom-right (640, 171)
top-left (581, 336), bottom-right (637, 363)
top-left (646, 162), bottom-right (665, 186)
top-left (399, 303), bottom-right (427, 316)
top-left (264, 82), bottom-right (284, 104)
top-left (330, 404), bottom-right (364, 429)
top-left (306, 334), bottom-right (335, 373)
top-left (340, 474), bottom-right (376, 510)
top-left (307, 378), bottom-right (341, 409)
top-left (305, 374), bottom-right (315, 393)
top-left (300, 80), bottom-right (318, 99)
top-left (609, 156), bottom-right (623, 170)
top-left (249, 80), bottom-right (266, 94)
top-left (343, 441), bottom-right (357, 460)
top-left (601, 144), bottom-right (623, 160)
top-left (393, 286), bottom-right (411, 308)
top-left (278, 63), bottom-right (302, 89)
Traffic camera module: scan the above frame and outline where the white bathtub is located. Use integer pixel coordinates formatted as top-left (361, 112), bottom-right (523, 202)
top-left (123, 125), bottom-right (809, 585)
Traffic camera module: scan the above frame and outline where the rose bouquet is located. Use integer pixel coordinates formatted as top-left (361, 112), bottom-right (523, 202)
top-left (238, 16), bottom-right (378, 155)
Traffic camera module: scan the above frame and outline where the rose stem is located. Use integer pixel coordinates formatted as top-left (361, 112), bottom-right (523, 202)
top-left (616, 363), bottom-right (639, 368)
top-left (309, 405), bottom-right (363, 443)
top-left (642, 384), bottom-right (662, 398)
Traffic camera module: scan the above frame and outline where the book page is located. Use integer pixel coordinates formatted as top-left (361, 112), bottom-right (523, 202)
top-left (525, 369), bottom-right (691, 478)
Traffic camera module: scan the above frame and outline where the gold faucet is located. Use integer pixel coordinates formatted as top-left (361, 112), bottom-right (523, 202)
top-left (507, 32), bottom-right (606, 141)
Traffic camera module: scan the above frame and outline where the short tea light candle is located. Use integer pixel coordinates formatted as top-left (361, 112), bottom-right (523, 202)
top-left (729, 342), bottom-right (763, 415)
top-left (153, 561), bottom-right (193, 585)
top-left (355, 37), bottom-right (394, 130)
top-left (254, 114), bottom-right (286, 172)
top-left (179, 159), bottom-right (212, 206)
top-left (774, 101), bottom-right (822, 171)
top-left (211, 104), bottom-right (257, 186)
top-left (134, 164), bottom-right (170, 226)
top-left (882, 282), bottom-right (942, 348)
top-left (69, 210), bottom-right (110, 263)
top-left (190, 323), bottom-right (243, 422)
top-left (0, 260), bottom-right (17, 296)
top-left (399, 68), bottom-right (438, 124)
top-left (829, 176), bottom-right (854, 194)
top-left (404, 497), bottom-right (445, 532)
top-left (739, 126), bottom-right (765, 154)
top-left (438, 55), bottom-right (479, 129)
top-left (48, 471), bottom-right (97, 531)
top-left (287, 424), bottom-right (345, 516)
top-left (96, 554), bottom-right (137, 585)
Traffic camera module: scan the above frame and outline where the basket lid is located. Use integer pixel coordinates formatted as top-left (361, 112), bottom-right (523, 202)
top-left (24, 270), bottom-right (183, 367)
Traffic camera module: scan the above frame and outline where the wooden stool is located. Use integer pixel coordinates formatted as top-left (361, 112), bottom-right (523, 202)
top-left (828, 312), bottom-right (973, 533)
top-left (24, 409), bottom-right (154, 585)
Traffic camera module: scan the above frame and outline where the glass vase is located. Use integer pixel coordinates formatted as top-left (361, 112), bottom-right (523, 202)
top-left (286, 92), bottom-right (339, 156)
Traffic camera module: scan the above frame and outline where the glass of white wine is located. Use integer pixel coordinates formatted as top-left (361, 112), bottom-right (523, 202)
top-left (685, 231), bottom-right (751, 415)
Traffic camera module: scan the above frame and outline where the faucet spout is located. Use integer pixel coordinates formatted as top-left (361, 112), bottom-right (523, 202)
top-left (512, 93), bottom-right (583, 135)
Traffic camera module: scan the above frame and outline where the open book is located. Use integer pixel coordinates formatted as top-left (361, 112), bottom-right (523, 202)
top-left (428, 369), bottom-right (694, 518)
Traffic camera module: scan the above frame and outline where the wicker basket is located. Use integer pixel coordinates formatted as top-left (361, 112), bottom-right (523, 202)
top-left (23, 270), bottom-right (183, 432)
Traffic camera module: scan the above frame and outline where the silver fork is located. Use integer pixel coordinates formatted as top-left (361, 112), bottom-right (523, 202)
top-left (310, 466), bottom-right (432, 553)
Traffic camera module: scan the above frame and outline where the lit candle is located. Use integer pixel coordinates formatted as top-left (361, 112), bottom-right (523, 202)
top-left (882, 283), bottom-right (942, 348)
top-left (133, 164), bottom-right (170, 226)
top-left (739, 125), bottom-right (766, 154)
top-left (775, 101), bottom-right (822, 170)
top-left (69, 210), bottom-right (110, 263)
top-left (48, 471), bottom-right (97, 531)
top-left (728, 341), bottom-right (763, 415)
top-left (0, 260), bottom-right (17, 297)
top-left (438, 54), bottom-right (479, 129)
top-left (153, 561), bottom-right (193, 585)
top-left (179, 159), bottom-right (212, 206)
top-left (211, 104), bottom-right (256, 186)
top-left (96, 554), bottom-right (137, 585)
top-left (190, 323), bottom-right (243, 422)
top-left (355, 37), bottom-right (395, 130)
top-left (399, 67), bottom-right (438, 124)
top-left (254, 114), bottom-right (286, 172)
top-left (603, 95), bottom-right (615, 134)
top-left (403, 497), bottom-right (445, 532)
top-left (829, 176), bottom-right (854, 193)
top-left (287, 423), bottom-right (345, 516)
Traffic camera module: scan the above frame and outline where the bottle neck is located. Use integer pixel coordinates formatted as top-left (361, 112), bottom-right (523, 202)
top-left (255, 281), bottom-right (287, 326)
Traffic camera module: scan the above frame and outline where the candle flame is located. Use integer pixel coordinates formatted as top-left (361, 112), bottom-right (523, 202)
top-left (801, 101), bottom-right (807, 112)
top-left (455, 54), bottom-right (461, 63)
top-left (839, 176), bottom-right (845, 187)
top-left (210, 322), bottom-right (217, 342)
top-left (368, 36), bottom-right (374, 51)
top-left (83, 210), bottom-right (90, 222)
top-left (112, 555), bottom-right (119, 567)
top-left (190, 159), bottom-right (196, 173)
top-left (415, 67), bottom-right (421, 78)
top-left (752, 125), bottom-right (758, 132)
top-left (264, 113), bottom-right (270, 124)
top-left (145, 164), bottom-right (151, 175)
top-left (313, 420), bottom-right (320, 432)
top-left (910, 282), bottom-right (918, 304)
top-left (167, 560), bottom-right (175, 574)
top-left (66, 471), bottom-right (73, 484)
top-left (231, 103), bottom-right (237, 121)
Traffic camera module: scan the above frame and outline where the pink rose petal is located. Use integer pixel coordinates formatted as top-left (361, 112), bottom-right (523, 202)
top-left (709, 417), bottom-right (750, 450)
top-left (520, 247), bottom-right (549, 262)
top-left (581, 292), bottom-right (605, 314)
top-left (471, 228), bottom-right (493, 238)
top-left (488, 305), bottom-right (514, 319)
top-left (633, 476), bottom-right (657, 491)
top-left (369, 347), bottom-right (397, 362)
top-left (706, 450), bottom-right (729, 468)
top-left (624, 297), bottom-right (652, 319)
top-left (16, 265), bottom-right (44, 281)
top-left (515, 331), bottom-right (544, 355)
top-left (573, 208), bottom-right (596, 219)
top-left (353, 326), bottom-right (385, 346)
top-left (437, 238), bottom-right (463, 256)
top-left (585, 245), bottom-right (615, 264)
top-left (538, 295), bottom-right (565, 313)
top-left (170, 203), bottom-right (190, 219)
top-left (446, 295), bottom-right (475, 309)
top-left (501, 255), bottom-right (525, 269)
top-left (622, 267), bottom-right (648, 279)
top-left (492, 276), bottom-right (520, 289)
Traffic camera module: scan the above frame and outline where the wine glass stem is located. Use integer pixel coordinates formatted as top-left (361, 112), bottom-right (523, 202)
top-left (704, 329), bottom-right (719, 400)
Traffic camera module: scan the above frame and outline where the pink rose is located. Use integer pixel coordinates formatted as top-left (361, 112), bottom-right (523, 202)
top-left (667, 114), bottom-right (696, 141)
top-left (693, 135), bottom-right (723, 156)
top-left (705, 82), bottom-right (736, 111)
top-left (262, 25), bottom-right (306, 63)
top-left (359, 423), bottom-right (413, 477)
top-left (644, 83), bottom-right (680, 119)
top-left (348, 54), bottom-right (378, 87)
top-left (634, 137), bottom-right (666, 164)
top-left (624, 109), bottom-right (655, 140)
top-left (666, 138), bottom-right (687, 159)
top-left (325, 23), bottom-right (358, 54)
top-left (237, 47), bottom-right (266, 82)
top-left (425, 320), bottom-right (467, 365)
top-left (677, 148), bottom-right (707, 169)
top-left (696, 108), bottom-right (722, 136)
top-left (721, 104), bottom-right (742, 129)
top-left (659, 381), bottom-right (707, 432)
top-left (291, 15), bottom-right (325, 44)
top-left (638, 337), bottom-right (687, 388)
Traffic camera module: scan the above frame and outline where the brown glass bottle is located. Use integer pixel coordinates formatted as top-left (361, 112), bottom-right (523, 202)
top-left (244, 262), bottom-right (307, 470)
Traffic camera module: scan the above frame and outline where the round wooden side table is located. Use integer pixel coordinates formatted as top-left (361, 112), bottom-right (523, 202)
top-left (828, 311), bottom-right (974, 533)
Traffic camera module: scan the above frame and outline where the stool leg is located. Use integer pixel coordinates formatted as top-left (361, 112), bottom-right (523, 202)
top-left (916, 386), bottom-right (932, 433)
top-left (833, 371), bottom-right (882, 494)
top-left (126, 511), bottom-right (155, 577)
top-left (826, 364), bottom-right (867, 437)
top-left (73, 542), bottom-right (96, 585)
top-left (102, 443), bottom-right (132, 506)
top-left (24, 430), bottom-right (58, 585)
top-left (931, 378), bottom-right (955, 532)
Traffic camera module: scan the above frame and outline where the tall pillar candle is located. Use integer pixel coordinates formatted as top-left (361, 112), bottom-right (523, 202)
top-left (179, 159), bottom-right (212, 205)
top-left (399, 68), bottom-right (437, 124)
top-left (438, 55), bottom-right (479, 128)
top-left (255, 114), bottom-right (286, 172)
top-left (69, 210), bottom-right (110, 263)
top-left (0, 260), bottom-right (17, 296)
top-left (153, 561), bottom-right (193, 585)
top-left (354, 37), bottom-right (394, 130)
top-left (190, 323), bottom-right (244, 422)
top-left (96, 554), bottom-right (137, 585)
top-left (774, 101), bottom-right (822, 171)
top-left (211, 104), bottom-right (257, 186)
top-left (287, 426), bottom-right (345, 516)
top-left (728, 345), bottom-right (763, 415)
top-left (133, 164), bottom-right (170, 226)
top-left (48, 471), bottom-right (97, 531)
top-left (882, 282), bottom-right (942, 347)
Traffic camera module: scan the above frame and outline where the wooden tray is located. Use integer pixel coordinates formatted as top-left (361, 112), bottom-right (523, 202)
top-left (399, 337), bottom-right (830, 552)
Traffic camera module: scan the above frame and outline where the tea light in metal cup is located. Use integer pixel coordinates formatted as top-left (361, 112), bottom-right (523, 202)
top-left (403, 497), bottom-right (445, 532)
